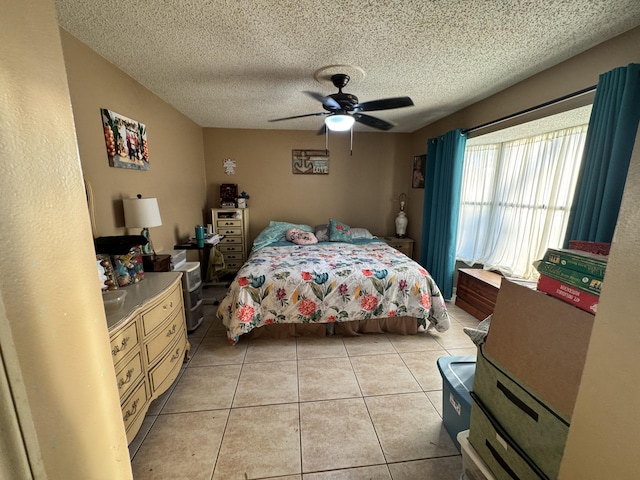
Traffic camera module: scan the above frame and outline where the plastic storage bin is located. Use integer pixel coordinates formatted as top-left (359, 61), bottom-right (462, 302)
top-left (458, 430), bottom-right (496, 480)
top-left (174, 261), bottom-right (204, 332)
top-left (437, 355), bottom-right (476, 451)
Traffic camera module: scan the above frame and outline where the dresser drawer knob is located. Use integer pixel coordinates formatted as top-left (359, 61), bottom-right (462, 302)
top-left (163, 301), bottom-right (173, 310)
top-left (166, 324), bottom-right (177, 337)
top-left (111, 336), bottom-right (129, 356)
top-left (117, 368), bottom-right (135, 389)
top-left (123, 399), bottom-right (139, 422)
top-left (170, 347), bottom-right (182, 363)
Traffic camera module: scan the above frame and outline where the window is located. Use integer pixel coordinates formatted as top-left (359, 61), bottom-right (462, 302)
top-left (456, 125), bottom-right (588, 279)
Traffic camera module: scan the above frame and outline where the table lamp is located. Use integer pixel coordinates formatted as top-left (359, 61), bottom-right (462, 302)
top-left (395, 193), bottom-right (408, 238)
top-left (123, 194), bottom-right (162, 255)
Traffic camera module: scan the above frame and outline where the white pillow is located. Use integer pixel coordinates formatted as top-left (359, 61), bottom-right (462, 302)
top-left (351, 228), bottom-right (374, 239)
top-left (314, 224), bottom-right (330, 242)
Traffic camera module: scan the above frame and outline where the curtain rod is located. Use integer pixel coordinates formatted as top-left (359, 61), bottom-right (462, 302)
top-left (461, 84), bottom-right (597, 135)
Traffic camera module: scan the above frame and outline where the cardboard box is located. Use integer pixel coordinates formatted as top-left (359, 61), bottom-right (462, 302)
top-left (437, 355), bottom-right (476, 452)
top-left (535, 261), bottom-right (603, 296)
top-left (543, 248), bottom-right (608, 278)
top-left (537, 274), bottom-right (599, 315)
top-left (484, 280), bottom-right (595, 421)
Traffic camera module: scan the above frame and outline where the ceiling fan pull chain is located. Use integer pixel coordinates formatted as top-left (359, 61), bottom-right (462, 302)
top-left (350, 127), bottom-right (353, 156)
top-left (325, 127), bottom-right (329, 154)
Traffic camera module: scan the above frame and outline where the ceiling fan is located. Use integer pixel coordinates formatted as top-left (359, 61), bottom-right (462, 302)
top-left (269, 73), bottom-right (414, 133)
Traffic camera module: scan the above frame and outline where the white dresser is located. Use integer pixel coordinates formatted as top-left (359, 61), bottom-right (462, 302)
top-left (211, 208), bottom-right (250, 273)
top-left (106, 272), bottom-right (189, 444)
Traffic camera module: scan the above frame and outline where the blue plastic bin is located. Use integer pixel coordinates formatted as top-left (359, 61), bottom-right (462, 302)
top-left (437, 355), bottom-right (476, 452)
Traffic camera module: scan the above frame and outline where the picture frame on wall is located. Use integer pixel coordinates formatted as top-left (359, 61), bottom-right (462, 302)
top-left (101, 108), bottom-right (149, 170)
top-left (412, 154), bottom-right (426, 188)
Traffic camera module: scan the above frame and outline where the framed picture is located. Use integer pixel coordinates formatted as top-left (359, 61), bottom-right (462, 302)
top-left (412, 154), bottom-right (426, 188)
top-left (292, 149), bottom-right (329, 174)
top-left (101, 108), bottom-right (149, 170)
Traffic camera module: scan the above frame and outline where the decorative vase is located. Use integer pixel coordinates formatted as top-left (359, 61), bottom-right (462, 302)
top-left (395, 211), bottom-right (408, 238)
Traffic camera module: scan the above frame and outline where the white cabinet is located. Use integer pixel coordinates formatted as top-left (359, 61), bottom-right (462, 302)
top-left (211, 208), bottom-right (250, 273)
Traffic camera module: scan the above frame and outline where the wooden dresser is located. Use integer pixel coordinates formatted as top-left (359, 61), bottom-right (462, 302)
top-left (106, 272), bottom-right (189, 444)
top-left (211, 208), bottom-right (250, 273)
top-left (455, 268), bottom-right (503, 320)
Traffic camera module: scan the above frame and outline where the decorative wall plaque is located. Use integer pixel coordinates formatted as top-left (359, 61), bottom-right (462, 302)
top-left (292, 149), bottom-right (329, 174)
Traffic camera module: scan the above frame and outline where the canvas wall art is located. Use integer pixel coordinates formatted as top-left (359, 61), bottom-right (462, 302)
top-left (101, 108), bottom-right (149, 170)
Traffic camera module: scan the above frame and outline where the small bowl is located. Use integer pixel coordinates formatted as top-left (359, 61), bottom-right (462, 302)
top-left (102, 289), bottom-right (127, 314)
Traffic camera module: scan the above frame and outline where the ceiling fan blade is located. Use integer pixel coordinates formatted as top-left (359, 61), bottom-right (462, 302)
top-left (269, 112), bottom-right (328, 122)
top-left (353, 113), bottom-right (394, 131)
top-left (354, 96), bottom-right (414, 112)
top-left (304, 91), bottom-right (341, 110)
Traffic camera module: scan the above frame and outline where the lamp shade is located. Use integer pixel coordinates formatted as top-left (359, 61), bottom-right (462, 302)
top-left (325, 114), bottom-right (355, 132)
top-left (123, 197), bottom-right (162, 228)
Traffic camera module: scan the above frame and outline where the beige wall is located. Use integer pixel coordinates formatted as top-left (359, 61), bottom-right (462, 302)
top-left (60, 30), bottom-right (208, 252)
top-left (203, 128), bottom-right (413, 244)
top-left (1, 0), bottom-right (131, 478)
top-left (559, 123), bottom-right (640, 478)
top-left (408, 26), bottom-right (640, 262)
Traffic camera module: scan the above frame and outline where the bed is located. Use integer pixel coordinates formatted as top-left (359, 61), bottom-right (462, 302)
top-left (216, 220), bottom-right (451, 344)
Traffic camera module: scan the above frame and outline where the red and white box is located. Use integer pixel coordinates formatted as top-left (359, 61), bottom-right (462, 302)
top-left (537, 274), bottom-right (599, 315)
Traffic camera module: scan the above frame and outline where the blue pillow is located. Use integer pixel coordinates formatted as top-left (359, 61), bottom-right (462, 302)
top-left (329, 219), bottom-right (353, 243)
top-left (252, 221), bottom-right (313, 252)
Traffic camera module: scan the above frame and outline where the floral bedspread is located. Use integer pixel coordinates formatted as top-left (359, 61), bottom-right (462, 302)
top-left (217, 241), bottom-right (451, 344)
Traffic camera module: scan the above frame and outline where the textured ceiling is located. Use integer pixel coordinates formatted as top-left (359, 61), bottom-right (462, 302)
top-left (55, 0), bottom-right (640, 133)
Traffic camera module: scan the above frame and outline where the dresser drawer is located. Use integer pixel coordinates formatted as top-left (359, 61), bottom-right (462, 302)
top-left (141, 282), bottom-right (182, 336)
top-left (110, 320), bottom-right (139, 367)
top-left (219, 236), bottom-right (243, 246)
top-left (149, 329), bottom-right (187, 393)
top-left (221, 252), bottom-right (244, 263)
top-left (225, 261), bottom-right (245, 272)
top-left (218, 244), bottom-right (243, 254)
top-left (144, 307), bottom-right (184, 366)
top-left (217, 226), bottom-right (242, 236)
top-left (115, 351), bottom-right (144, 401)
top-left (122, 379), bottom-right (148, 442)
top-left (216, 218), bottom-right (242, 228)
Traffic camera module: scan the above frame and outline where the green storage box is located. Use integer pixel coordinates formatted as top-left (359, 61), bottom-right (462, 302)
top-left (473, 345), bottom-right (568, 479)
top-left (469, 395), bottom-right (547, 480)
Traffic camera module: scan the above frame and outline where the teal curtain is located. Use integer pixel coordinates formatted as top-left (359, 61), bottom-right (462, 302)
top-left (420, 129), bottom-right (466, 299)
top-left (564, 63), bottom-right (640, 246)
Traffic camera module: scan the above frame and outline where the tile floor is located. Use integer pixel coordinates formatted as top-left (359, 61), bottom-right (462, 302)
top-left (128, 286), bottom-right (480, 479)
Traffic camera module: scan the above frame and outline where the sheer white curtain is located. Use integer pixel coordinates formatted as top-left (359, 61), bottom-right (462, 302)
top-left (456, 125), bottom-right (588, 279)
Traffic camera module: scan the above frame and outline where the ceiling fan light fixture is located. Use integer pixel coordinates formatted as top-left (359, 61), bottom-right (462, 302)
top-left (325, 114), bottom-right (355, 132)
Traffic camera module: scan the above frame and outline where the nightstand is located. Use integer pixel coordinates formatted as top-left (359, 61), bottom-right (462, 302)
top-left (381, 236), bottom-right (414, 258)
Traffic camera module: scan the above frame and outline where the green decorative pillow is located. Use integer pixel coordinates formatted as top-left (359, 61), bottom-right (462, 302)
top-left (329, 219), bottom-right (353, 242)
